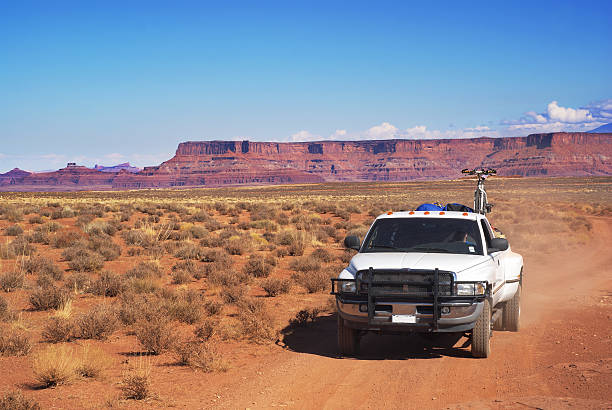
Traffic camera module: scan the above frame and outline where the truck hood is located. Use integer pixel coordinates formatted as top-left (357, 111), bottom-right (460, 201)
top-left (347, 252), bottom-right (489, 275)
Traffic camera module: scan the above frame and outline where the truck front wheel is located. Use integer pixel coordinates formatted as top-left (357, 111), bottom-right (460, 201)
top-left (337, 315), bottom-right (359, 356)
top-left (471, 299), bottom-right (491, 358)
top-left (503, 284), bottom-right (521, 331)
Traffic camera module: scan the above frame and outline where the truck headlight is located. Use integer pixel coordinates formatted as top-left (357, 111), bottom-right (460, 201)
top-left (455, 283), bottom-right (486, 296)
top-left (341, 281), bottom-right (356, 293)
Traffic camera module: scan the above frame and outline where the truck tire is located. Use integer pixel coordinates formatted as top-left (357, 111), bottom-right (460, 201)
top-left (493, 306), bottom-right (504, 330)
top-left (471, 299), bottom-right (491, 358)
top-left (337, 315), bottom-right (359, 356)
top-left (503, 284), bottom-right (521, 331)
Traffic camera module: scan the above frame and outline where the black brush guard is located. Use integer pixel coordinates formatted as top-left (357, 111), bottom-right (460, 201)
top-left (331, 268), bottom-right (486, 330)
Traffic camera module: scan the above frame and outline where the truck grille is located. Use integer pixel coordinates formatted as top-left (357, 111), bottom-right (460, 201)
top-left (358, 269), bottom-right (454, 297)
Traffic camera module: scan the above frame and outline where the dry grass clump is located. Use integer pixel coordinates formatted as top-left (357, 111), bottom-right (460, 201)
top-left (89, 270), bottom-right (126, 297)
top-left (194, 318), bottom-right (217, 341)
top-left (32, 344), bottom-right (77, 387)
top-left (4, 224), bottom-right (23, 236)
top-left (23, 256), bottom-right (63, 280)
top-left (42, 317), bottom-right (75, 343)
top-left (243, 255), bottom-right (273, 278)
top-left (261, 277), bottom-right (291, 297)
top-left (276, 229), bottom-right (309, 256)
top-left (50, 231), bottom-right (82, 248)
top-left (83, 220), bottom-right (117, 236)
top-left (289, 257), bottom-right (321, 273)
top-left (220, 284), bottom-right (248, 304)
top-left (87, 236), bottom-right (121, 261)
top-left (0, 390), bottom-right (41, 410)
top-left (30, 285), bottom-right (72, 311)
top-left (310, 247), bottom-right (334, 262)
top-left (126, 260), bottom-right (163, 279)
top-left (134, 319), bottom-right (175, 354)
top-left (174, 241), bottom-right (205, 260)
top-left (236, 298), bottom-right (276, 343)
top-left (171, 269), bottom-right (192, 284)
top-left (166, 290), bottom-right (203, 324)
top-left (172, 340), bottom-right (228, 372)
top-left (76, 304), bottom-right (119, 340)
top-left (292, 270), bottom-right (330, 293)
top-left (0, 271), bottom-right (25, 292)
top-left (121, 359), bottom-right (152, 400)
top-left (0, 296), bottom-right (8, 321)
top-left (64, 273), bottom-right (91, 293)
top-left (1, 205), bottom-right (23, 222)
top-left (0, 327), bottom-right (31, 356)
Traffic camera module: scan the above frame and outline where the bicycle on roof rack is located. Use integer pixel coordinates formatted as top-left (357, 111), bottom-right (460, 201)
top-left (461, 168), bottom-right (496, 214)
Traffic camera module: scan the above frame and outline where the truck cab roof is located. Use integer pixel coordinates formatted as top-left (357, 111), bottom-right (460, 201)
top-left (375, 210), bottom-right (485, 222)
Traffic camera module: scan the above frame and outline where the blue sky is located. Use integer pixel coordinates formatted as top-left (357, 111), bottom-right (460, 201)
top-left (1, 0), bottom-right (611, 172)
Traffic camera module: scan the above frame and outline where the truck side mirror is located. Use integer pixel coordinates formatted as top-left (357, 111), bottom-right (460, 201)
top-left (344, 235), bottom-right (361, 251)
top-left (489, 238), bottom-right (508, 253)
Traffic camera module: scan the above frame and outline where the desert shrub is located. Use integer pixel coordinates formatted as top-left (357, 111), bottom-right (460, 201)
top-left (166, 290), bottom-right (203, 324)
top-left (194, 318), bottom-right (217, 341)
top-left (83, 221), bottom-right (116, 236)
top-left (7, 236), bottom-right (35, 257)
top-left (64, 273), bottom-right (90, 293)
top-left (87, 236), bottom-right (121, 261)
top-left (174, 241), bottom-right (204, 260)
top-left (32, 344), bottom-right (76, 387)
top-left (290, 307), bottom-right (322, 327)
top-left (30, 286), bottom-right (72, 311)
top-left (171, 270), bottom-right (191, 285)
top-left (0, 242), bottom-right (16, 260)
top-left (310, 247), bottom-right (333, 262)
top-left (0, 328), bottom-right (31, 356)
top-left (23, 256), bottom-right (63, 280)
top-left (76, 345), bottom-right (112, 378)
top-left (0, 390), bottom-right (41, 410)
top-left (203, 300), bottom-right (223, 316)
top-left (50, 231), bottom-right (82, 248)
top-left (293, 270), bottom-right (329, 293)
top-left (289, 257), bottom-right (321, 273)
top-left (340, 250), bottom-right (354, 263)
top-left (243, 255), bottom-right (272, 278)
top-left (220, 284), bottom-right (247, 304)
top-left (261, 277), bottom-right (291, 297)
top-left (0, 271), bottom-right (25, 292)
top-left (4, 225), bottom-right (23, 236)
top-left (27, 230), bottom-right (49, 244)
top-left (66, 249), bottom-right (104, 272)
top-left (42, 317), bottom-right (75, 343)
top-left (127, 247), bottom-right (142, 256)
top-left (209, 268), bottom-right (250, 288)
top-left (41, 221), bottom-right (61, 233)
top-left (347, 226), bottom-right (369, 238)
top-left (121, 360), bottom-right (151, 400)
top-left (0, 296), bottom-right (7, 321)
top-left (3, 206), bottom-right (23, 222)
top-left (51, 207), bottom-right (75, 220)
top-left (237, 298), bottom-right (275, 343)
top-left (134, 319), bottom-right (174, 354)
top-left (276, 229), bottom-right (308, 256)
top-left (172, 340), bottom-right (227, 372)
top-left (224, 236), bottom-right (251, 255)
top-left (76, 304), bottom-right (119, 340)
top-left (126, 277), bottom-right (160, 294)
top-left (276, 247), bottom-right (289, 258)
top-left (200, 248), bottom-right (232, 265)
top-left (126, 261), bottom-right (163, 279)
top-left (28, 215), bottom-right (44, 225)
top-left (89, 270), bottom-right (126, 297)
top-left (189, 225), bottom-right (209, 239)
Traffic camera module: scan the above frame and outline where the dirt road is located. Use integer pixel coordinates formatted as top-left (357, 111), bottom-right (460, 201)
top-left (191, 217), bottom-right (612, 409)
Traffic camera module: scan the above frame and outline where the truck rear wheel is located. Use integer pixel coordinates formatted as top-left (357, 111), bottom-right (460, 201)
top-left (471, 299), bottom-right (491, 358)
top-left (337, 315), bottom-right (359, 356)
top-left (503, 284), bottom-right (521, 331)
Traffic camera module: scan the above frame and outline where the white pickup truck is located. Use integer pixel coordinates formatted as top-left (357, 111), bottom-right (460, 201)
top-left (332, 210), bottom-right (523, 358)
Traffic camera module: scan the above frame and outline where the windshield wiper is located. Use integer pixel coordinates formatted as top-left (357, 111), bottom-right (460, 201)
top-left (409, 246), bottom-right (451, 253)
top-left (368, 245), bottom-right (399, 250)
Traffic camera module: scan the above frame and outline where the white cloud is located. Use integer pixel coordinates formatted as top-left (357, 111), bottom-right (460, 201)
top-left (547, 101), bottom-right (593, 123)
top-left (289, 130), bottom-right (321, 142)
top-left (365, 122), bottom-right (400, 139)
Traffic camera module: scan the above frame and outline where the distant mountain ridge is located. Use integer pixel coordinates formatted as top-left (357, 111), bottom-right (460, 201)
top-left (1, 132), bottom-right (610, 191)
top-left (94, 162), bottom-right (141, 173)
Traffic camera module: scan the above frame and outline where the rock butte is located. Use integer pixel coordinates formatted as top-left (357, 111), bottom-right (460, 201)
top-left (1, 132), bottom-right (610, 191)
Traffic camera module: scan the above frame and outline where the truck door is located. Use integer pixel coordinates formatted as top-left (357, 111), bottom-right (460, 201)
top-left (480, 219), bottom-right (504, 303)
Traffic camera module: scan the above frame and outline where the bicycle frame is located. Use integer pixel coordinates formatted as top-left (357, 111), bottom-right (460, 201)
top-left (462, 168), bottom-right (495, 214)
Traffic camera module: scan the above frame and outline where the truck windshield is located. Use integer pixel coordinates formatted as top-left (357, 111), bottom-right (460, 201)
top-left (362, 218), bottom-right (483, 255)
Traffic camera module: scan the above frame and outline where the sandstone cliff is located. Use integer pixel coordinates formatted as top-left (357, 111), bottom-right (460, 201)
top-left (3, 132), bottom-right (610, 191)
